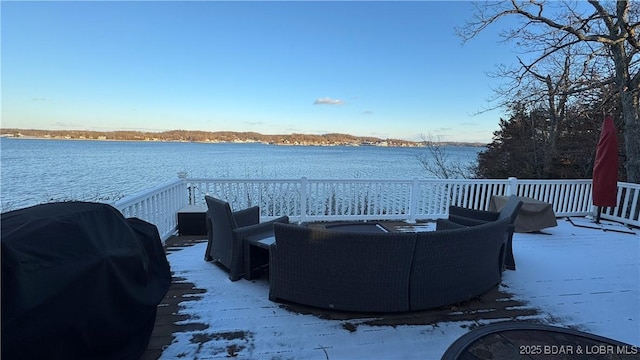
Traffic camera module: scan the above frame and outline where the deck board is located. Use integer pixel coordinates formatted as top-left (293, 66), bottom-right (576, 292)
top-left (140, 220), bottom-right (639, 359)
top-left (140, 236), bottom-right (209, 360)
top-left (141, 224), bottom-right (540, 359)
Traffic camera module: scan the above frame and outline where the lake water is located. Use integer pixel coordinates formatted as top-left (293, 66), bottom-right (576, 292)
top-left (0, 138), bottom-right (482, 211)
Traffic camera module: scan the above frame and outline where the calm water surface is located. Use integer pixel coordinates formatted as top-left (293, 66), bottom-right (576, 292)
top-left (0, 138), bottom-right (481, 211)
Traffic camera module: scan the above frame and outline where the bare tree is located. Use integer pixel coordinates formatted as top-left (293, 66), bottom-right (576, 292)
top-left (417, 133), bottom-right (475, 179)
top-left (458, 0), bottom-right (640, 183)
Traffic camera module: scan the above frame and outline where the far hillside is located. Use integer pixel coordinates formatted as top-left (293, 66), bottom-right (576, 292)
top-left (0, 129), bottom-right (487, 147)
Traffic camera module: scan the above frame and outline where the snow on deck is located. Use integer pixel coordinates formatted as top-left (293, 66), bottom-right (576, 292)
top-left (158, 218), bottom-right (639, 359)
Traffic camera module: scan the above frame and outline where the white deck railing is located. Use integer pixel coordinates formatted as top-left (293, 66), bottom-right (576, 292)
top-left (113, 177), bottom-right (639, 241)
top-left (113, 179), bottom-right (188, 241)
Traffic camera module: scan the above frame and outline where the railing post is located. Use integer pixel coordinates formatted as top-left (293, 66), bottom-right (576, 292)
top-left (177, 171), bottom-right (192, 205)
top-left (407, 177), bottom-right (419, 223)
top-left (507, 177), bottom-right (518, 196)
top-left (300, 177), bottom-right (308, 224)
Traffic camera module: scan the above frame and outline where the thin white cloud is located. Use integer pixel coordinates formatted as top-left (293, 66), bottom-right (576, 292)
top-left (313, 97), bottom-right (344, 105)
top-left (242, 121), bottom-right (264, 126)
top-left (53, 121), bottom-right (82, 128)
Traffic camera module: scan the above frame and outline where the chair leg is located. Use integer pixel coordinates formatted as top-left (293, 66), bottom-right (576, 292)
top-left (228, 236), bottom-right (245, 281)
top-left (204, 217), bottom-right (213, 262)
top-left (504, 233), bottom-right (516, 270)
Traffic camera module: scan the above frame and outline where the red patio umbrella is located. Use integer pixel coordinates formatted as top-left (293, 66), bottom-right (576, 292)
top-left (592, 115), bottom-right (619, 222)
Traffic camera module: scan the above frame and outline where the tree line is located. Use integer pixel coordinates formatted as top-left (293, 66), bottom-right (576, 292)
top-left (0, 128), bottom-right (424, 147)
top-left (458, 1), bottom-right (638, 183)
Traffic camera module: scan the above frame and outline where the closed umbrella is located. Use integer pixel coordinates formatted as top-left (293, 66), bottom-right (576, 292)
top-left (592, 115), bottom-right (619, 223)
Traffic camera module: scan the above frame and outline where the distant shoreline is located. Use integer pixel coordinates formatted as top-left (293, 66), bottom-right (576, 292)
top-left (0, 128), bottom-right (488, 148)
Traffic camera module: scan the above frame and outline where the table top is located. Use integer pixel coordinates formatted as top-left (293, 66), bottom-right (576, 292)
top-left (441, 322), bottom-right (635, 360)
top-left (177, 204), bottom-right (208, 213)
top-left (323, 222), bottom-right (390, 233)
top-left (246, 222), bottom-right (389, 250)
top-left (246, 235), bottom-right (275, 248)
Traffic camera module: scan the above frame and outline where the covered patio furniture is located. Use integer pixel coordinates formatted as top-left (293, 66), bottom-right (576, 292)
top-left (204, 195), bottom-right (289, 281)
top-left (490, 195), bottom-right (558, 233)
top-left (1, 202), bottom-right (170, 360)
top-left (448, 195), bottom-right (523, 270)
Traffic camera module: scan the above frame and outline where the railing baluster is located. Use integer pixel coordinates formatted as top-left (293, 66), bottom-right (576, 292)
top-left (113, 177), bottom-right (638, 240)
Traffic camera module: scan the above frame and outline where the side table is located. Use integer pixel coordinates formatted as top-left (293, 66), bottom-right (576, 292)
top-left (177, 205), bottom-right (208, 236)
top-left (243, 233), bottom-right (276, 280)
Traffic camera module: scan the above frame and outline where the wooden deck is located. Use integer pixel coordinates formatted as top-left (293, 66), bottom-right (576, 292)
top-left (140, 222), bottom-right (537, 359)
top-left (141, 236), bottom-right (209, 360)
top-left (140, 220), bottom-right (639, 359)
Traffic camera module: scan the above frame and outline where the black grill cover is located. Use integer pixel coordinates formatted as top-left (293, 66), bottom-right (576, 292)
top-left (1, 202), bottom-right (171, 360)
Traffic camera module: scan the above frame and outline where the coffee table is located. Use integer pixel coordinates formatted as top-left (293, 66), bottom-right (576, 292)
top-left (323, 222), bottom-right (389, 233)
top-left (243, 222), bottom-right (390, 280)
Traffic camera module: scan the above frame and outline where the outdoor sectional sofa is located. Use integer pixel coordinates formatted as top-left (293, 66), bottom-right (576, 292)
top-left (269, 217), bottom-right (511, 313)
top-left (448, 195), bottom-right (523, 270)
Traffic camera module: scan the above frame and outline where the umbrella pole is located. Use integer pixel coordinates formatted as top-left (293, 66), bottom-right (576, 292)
top-left (595, 206), bottom-right (602, 224)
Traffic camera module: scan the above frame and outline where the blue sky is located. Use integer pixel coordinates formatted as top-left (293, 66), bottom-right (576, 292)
top-left (2, 1), bottom-right (517, 143)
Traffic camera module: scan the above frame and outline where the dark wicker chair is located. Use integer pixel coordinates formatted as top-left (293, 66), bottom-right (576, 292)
top-left (269, 223), bottom-right (417, 313)
top-left (204, 195), bottom-right (289, 281)
top-left (448, 195), bottom-right (523, 270)
top-left (410, 217), bottom-right (511, 310)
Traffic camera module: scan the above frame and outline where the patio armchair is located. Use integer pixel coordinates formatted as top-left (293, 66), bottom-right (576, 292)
top-left (448, 195), bottom-right (523, 270)
top-left (204, 195), bottom-right (289, 281)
